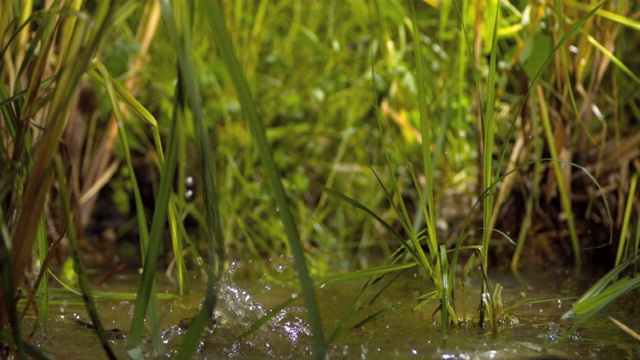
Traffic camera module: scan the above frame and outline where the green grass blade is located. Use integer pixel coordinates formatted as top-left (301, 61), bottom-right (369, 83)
top-left (554, 1), bottom-right (594, 144)
top-left (0, 210), bottom-right (24, 357)
top-left (352, 302), bottom-right (407, 328)
top-left (439, 244), bottom-right (449, 338)
top-left (154, 2), bottom-right (226, 358)
top-left (202, 3), bottom-right (325, 357)
top-left (581, 30), bottom-right (640, 86)
top-left (616, 173), bottom-right (638, 267)
top-left (93, 62), bottom-right (163, 354)
top-left (326, 275), bottom-right (378, 345)
top-left (561, 255), bottom-right (637, 320)
top-left (409, 0), bottom-right (438, 258)
top-left (54, 157), bottom-right (116, 360)
top-left (36, 218), bottom-right (48, 327)
top-left (536, 89), bottom-right (581, 267)
top-left (127, 78), bottom-right (179, 360)
top-left (474, 0), bottom-right (501, 329)
top-left (480, 0), bottom-right (499, 272)
top-left (564, 0), bottom-right (640, 31)
top-left (238, 295), bottom-right (299, 340)
top-left (572, 276), bottom-right (640, 316)
top-left (554, 275), bottom-right (640, 347)
top-left (1, 0), bottom-right (117, 325)
top-left (320, 186), bottom-right (420, 262)
top-left (505, 2), bottom-right (606, 270)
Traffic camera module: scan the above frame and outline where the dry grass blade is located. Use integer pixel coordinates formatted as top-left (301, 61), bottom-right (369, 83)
top-left (0, 1), bottom-right (118, 325)
top-left (608, 316), bottom-right (640, 341)
top-left (80, 1), bottom-right (160, 232)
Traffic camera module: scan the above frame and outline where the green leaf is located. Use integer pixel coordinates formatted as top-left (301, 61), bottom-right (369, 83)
top-left (520, 29), bottom-right (554, 81)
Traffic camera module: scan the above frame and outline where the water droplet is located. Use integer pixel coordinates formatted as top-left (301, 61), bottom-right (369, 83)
top-left (360, 344), bottom-right (369, 357)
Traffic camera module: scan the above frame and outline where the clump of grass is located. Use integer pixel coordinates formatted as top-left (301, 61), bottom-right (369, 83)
top-left (2, 1), bottom-right (640, 358)
top-left (320, 0), bottom-right (638, 340)
top-left (1, 0), bottom-right (123, 351)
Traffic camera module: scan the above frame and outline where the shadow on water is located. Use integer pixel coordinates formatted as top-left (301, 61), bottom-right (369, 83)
top-left (20, 262), bottom-right (639, 359)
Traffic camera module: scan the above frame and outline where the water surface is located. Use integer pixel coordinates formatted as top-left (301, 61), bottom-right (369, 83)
top-left (20, 263), bottom-right (639, 359)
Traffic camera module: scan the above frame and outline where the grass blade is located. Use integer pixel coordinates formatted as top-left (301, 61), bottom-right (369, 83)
top-left (0, 0), bottom-right (117, 327)
top-left (93, 62), bottom-right (163, 354)
top-left (54, 157), bottom-right (116, 360)
top-left (127, 74), bottom-right (179, 360)
top-left (202, 3), bottom-right (325, 357)
top-left (153, 2), bottom-right (226, 358)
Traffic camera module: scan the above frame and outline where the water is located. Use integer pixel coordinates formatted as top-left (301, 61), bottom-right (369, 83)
top-left (150, 263), bottom-right (314, 359)
top-left (18, 263), bottom-right (639, 359)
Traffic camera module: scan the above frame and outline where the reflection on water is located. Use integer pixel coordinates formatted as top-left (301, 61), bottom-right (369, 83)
top-left (19, 263), bottom-right (640, 359)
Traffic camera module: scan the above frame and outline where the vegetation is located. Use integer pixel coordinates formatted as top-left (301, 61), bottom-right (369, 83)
top-left (1, 0), bottom-right (639, 358)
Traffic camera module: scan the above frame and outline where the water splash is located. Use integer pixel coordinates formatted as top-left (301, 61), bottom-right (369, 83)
top-left (157, 262), bottom-right (313, 359)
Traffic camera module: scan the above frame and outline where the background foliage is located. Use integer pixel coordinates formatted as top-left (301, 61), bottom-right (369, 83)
top-left (1, 0), bottom-right (639, 357)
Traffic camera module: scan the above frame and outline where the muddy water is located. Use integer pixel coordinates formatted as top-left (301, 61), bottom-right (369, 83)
top-left (19, 263), bottom-right (639, 359)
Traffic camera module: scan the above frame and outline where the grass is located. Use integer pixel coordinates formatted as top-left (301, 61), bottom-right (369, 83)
top-left (1, 0), bottom-right (640, 358)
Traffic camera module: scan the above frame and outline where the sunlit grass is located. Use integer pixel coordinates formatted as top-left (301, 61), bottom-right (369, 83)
top-left (1, 0), bottom-right (639, 358)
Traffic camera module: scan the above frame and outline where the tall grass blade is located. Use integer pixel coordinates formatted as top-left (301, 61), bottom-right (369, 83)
top-left (202, 3), bottom-right (325, 357)
top-left (154, 2), bottom-right (226, 358)
top-left (505, 2), bottom-right (606, 270)
top-left (93, 62), bottom-right (163, 354)
top-left (36, 219), bottom-right (48, 327)
top-left (127, 76), bottom-right (179, 360)
top-left (0, 0), bottom-right (117, 326)
top-left (581, 31), bottom-right (640, 86)
top-left (439, 244), bottom-right (449, 339)
top-left (616, 173), bottom-right (638, 267)
top-left (54, 157), bottom-right (116, 360)
top-left (477, 0), bottom-right (500, 328)
top-left (564, 0), bottom-right (640, 31)
top-left (536, 87), bottom-right (581, 267)
top-left (553, 1), bottom-right (594, 144)
top-left (408, 0), bottom-right (438, 260)
top-left (510, 87), bottom-right (543, 272)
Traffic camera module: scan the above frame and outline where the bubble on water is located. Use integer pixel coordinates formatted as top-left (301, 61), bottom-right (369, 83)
top-left (342, 345), bottom-right (349, 356)
top-left (360, 344), bottom-right (369, 359)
